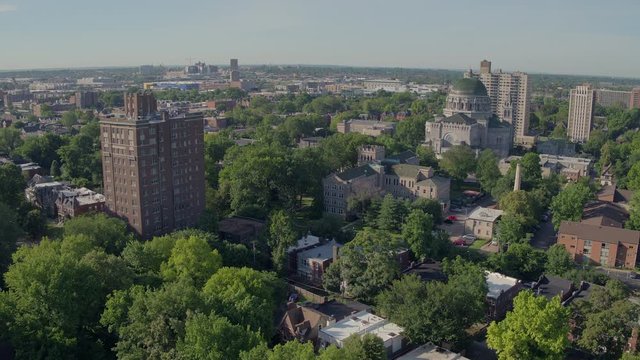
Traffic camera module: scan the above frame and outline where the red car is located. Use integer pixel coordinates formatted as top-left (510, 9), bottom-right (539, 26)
top-left (452, 238), bottom-right (466, 247)
top-left (447, 215), bottom-right (457, 221)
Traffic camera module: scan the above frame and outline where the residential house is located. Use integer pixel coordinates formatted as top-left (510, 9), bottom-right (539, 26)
top-left (55, 188), bottom-right (106, 221)
top-left (318, 310), bottom-right (406, 358)
top-left (295, 240), bottom-right (341, 284)
top-left (464, 207), bottom-right (503, 240)
top-left (278, 300), bottom-right (370, 347)
top-left (217, 216), bottom-right (266, 244)
top-left (558, 221), bottom-right (640, 268)
top-left (486, 272), bottom-right (523, 320)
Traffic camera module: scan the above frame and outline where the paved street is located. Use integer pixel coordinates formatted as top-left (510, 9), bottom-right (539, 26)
top-left (595, 267), bottom-right (640, 291)
top-left (531, 214), bottom-right (556, 249)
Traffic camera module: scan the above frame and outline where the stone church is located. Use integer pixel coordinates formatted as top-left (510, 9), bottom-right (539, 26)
top-left (425, 78), bottom-right (512, 158)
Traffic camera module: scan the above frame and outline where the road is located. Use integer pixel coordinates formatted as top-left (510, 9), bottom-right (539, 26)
top-left (595, 267), bottom-right (640, 291)
top-left (530, 215), bottom-right (556, 249)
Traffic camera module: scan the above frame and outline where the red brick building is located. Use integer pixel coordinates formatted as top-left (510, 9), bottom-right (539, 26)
top-left (558, 221), bottom-right (640, 268)
top-left (100, 92), bottom-right (205, 239)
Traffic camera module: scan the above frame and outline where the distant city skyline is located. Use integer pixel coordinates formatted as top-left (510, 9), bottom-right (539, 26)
top-left (2, 0), bottom-right (640, 78)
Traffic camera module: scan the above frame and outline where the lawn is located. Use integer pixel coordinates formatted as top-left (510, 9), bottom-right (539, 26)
top-left (469, 239), bottom-right (490, 250)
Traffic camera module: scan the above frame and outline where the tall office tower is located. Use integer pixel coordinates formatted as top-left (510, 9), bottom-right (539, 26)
top-left (477, 61), bottom-right (531, 144)
top-left (100, 91), bottom-right (205, 239)
top-left (75, 91), bottom-right (99, 109)
top-left (230, 58), bottom-right (238, 71)
top-left (631, 88), bottom-right (640, 109)
top-left (567, 84), bottom-right (595, 143)
top-left (229, 58), bottom-right (240, 81)
top-left (230, 70), bottom-right (240, 82)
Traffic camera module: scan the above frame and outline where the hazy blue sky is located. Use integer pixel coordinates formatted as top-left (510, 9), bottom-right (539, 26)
top-left (1, 0), bottom-right (639, 77)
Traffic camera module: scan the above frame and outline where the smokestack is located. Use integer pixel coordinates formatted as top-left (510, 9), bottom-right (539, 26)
top-left (514, 163), bottom-right (522, 191)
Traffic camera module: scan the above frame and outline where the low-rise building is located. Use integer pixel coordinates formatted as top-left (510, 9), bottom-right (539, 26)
top-left (319, 310), bottom-right (405, 357)
top-left (55, 187), bottom-right (106, 221)
top-left (25, 178), bottom-right (66, 217)
top-left (296, 240), bottom-right (341, 284)
top-left (464, 207), bottom-right (503, 240)
top-left (499, 154), bottom-right (592, 181)
top-left (217, 216), bottom-right (266, 244)
top-left (396, 343), bottom-right (470, 360)
top-left (486, 271), bottom-right (523, 320)
top-left (558, 221), bottom-right (640, 268)
top-left (336, 119), bottom-right (396, 137)
top-left (279, 300), bottom-right (370, 347)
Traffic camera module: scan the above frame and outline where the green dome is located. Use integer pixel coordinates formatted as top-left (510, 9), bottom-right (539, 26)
top-left (451, 78), bottom-right (488, 96)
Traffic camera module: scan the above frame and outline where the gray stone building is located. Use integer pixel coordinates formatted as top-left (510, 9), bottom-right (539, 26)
top-left (425, 78), bottom-right (512, 158)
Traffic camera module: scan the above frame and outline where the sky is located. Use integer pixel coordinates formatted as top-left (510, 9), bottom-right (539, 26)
top-left (1, 0), bottom-right (639, 78)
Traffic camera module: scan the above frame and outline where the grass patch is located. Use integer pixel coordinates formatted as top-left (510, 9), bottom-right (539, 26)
top-left (470, 239), bottom-right (490, 249)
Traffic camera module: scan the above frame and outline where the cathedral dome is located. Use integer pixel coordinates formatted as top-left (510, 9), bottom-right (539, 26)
top-left (450, 78), bottom-right (488, 96)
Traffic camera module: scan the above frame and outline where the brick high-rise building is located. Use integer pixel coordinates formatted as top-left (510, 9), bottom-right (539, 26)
top-left (100, 91), bottom-right (205, 239)
top-left (475, 60), bottom-right (531, 145)
top-left (594, 89), bottom-right (631, 108)
top-left (75, 91), bottom-right (99, 109)
top-left (567, 84), bottom-right (595, 143)
top-left (631, 87), bottom-right (640, 109)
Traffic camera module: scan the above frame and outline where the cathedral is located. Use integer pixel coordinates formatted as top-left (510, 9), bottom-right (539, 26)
top-left (425, 78), bottom-right (512, 158)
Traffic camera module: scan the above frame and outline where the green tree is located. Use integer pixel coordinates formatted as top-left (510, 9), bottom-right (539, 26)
top-left (519, 152), bottom-right (542, 189)
top-left (439, 145), bottom-right (476, 181)
top-left (577, 300), bottom-right (640, 359)
top-left (495, 213), bottom-right (527, 246)
top-left (377, 194), bottom-right (408, 232)
top-left (60, 111), bottom-right (79, 129)
top-left (268, 210), bottom-right (298, 274)
top-left (324, 228), bottom-right (402, 302)
top-left (487, 291), bottom-right (570, 360)
top-left (476, 149), bottom-right (501, 193)
top-left (626, 193), bottom-right (640, 231)
top-left (342, 333), bottom-right (387, 360)
top-left (395, 115), bottom-right (427, 148)
top-left (2, 236), bottom-right (133, 359)
top-left (411, 197), bottom-right (443, 224)
top-left (377, 257), bottom-right (487, 346)
top-left (64, 213), bottom-right (130, 254)
top-left (160, 235), bottom-right (223, 287)
top-left (202, 267), bottom-right (285, 339)
top-left (415, 145), bottom-right (439, 169)
top-left (402, 209), bottom-right (434, 260)
top-left (545, 244), bottom-right (574, 276)
top-left (15, 133), bottom-right (66, 171)
top-left (177, 311), bottom-right (263, 360)
top-left (0, 202), bottom-right (21, 279)
top-left (241, 341), bottom-right (316, 360)
top-left (0, 127), bottom-right (23, 154)
top-left (550, 182), bottom-right (594, 230)
top-left (101, 280), bottom-right (206, 360)
top-left (499, 190), bottom-right (537, 227)
top-left (0, 163), bottom-right (26, 208)
top-left (488, 243), bottom-right (546, 280)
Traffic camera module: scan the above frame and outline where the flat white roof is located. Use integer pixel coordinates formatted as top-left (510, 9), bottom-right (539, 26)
top-left (297, 240), bottom-right (340, 262)
top-left (287, 234), bottom-right (320, 253)
top-left (486, 272), bottom-right (519, 299)
top-left (396, 343), bottom-right (470, 360)
top-left (467, 207), bottom-right (503, 222)
top-left (320, 310), bottom-right (403, 342)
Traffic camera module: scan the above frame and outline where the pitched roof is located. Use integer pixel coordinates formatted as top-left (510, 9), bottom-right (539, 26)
top-left (335, 164), bottom-right (379, 182)
top-left (559, 221), bottom-right (640, 245)
top-left (582, 201), bottom-right (628, 228)
top-left (416, 176), bottom-right (450, 188)
top-left (441, 113), bottom-right (477, 125)
top-left (388, 164), bottom-right (432, 179)
top-left (385, 150), bottom-right (417, 164)
top-left (467, 207), bottom-right (504, 222)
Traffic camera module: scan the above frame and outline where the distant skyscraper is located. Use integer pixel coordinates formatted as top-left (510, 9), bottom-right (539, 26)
top-left (100, 91), bottom-right (205, 239)
top-left (75, 91), bottom-right (98, 109)
top-left (631, 88), bottom-right (640, 109)
top-left (567, 84), bottom-right (595, 143)
top-left (477, 60), bottom-right (531, 144)
top-left (230, 58), bottom-right (238, 71)
top-left (230, 58), bottom-right (240, 82)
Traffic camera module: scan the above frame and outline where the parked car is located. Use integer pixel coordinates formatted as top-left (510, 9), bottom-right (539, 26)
top-left (462, 234), bottom-right (476, 245)
top-left (444, 218), bottom-right (453, 224)
top-left (453, 238), bottom-right (466, 247)
top-left (447, 215), bottom-right (458, 221)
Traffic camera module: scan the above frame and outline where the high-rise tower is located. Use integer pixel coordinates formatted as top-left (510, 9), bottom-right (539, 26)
top-left (100, 91), bottom-right (205, 239)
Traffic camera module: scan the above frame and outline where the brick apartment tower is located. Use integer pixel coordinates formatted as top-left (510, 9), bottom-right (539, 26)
top-left (100, 91), bottom-right (205, 239)
top-left (477, 60), bottom-right (532, 145)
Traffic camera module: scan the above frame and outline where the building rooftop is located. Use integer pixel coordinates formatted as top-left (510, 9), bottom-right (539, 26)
top-left (450, 78), bottom-right (488, 96)
top-left (319, 310), bottom-right (403, 342)
top-left (297, 240), bottom-right (341, 262)
top-left (441, 113), bottom-right (477, 125)
top-left (559, 221), bottom-right (640, 245)
top-left (467, 207), bottom-right (504, 223)
top-left (335, 164), bottom-right (379, 182)
top-left (486, 272), bottom-right (520, 300)
top-left (389, 164), bottom-right (433, 179)
top-left (287, 234), bottom-right (321, 253)
top-left (582, 201), bottom-right (628, 228)
top-left (396, 343), bottom-right (470, 360)
top-left (384, 150), bottom-right (418, 164)
top-left (314, 300), bottom-right (371, 322)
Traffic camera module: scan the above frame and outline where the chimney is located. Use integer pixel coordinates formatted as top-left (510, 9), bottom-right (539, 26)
top-left (332, 244), bottom-right (339, 262)
top-left (514, 163), bottom-right (522, 191)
